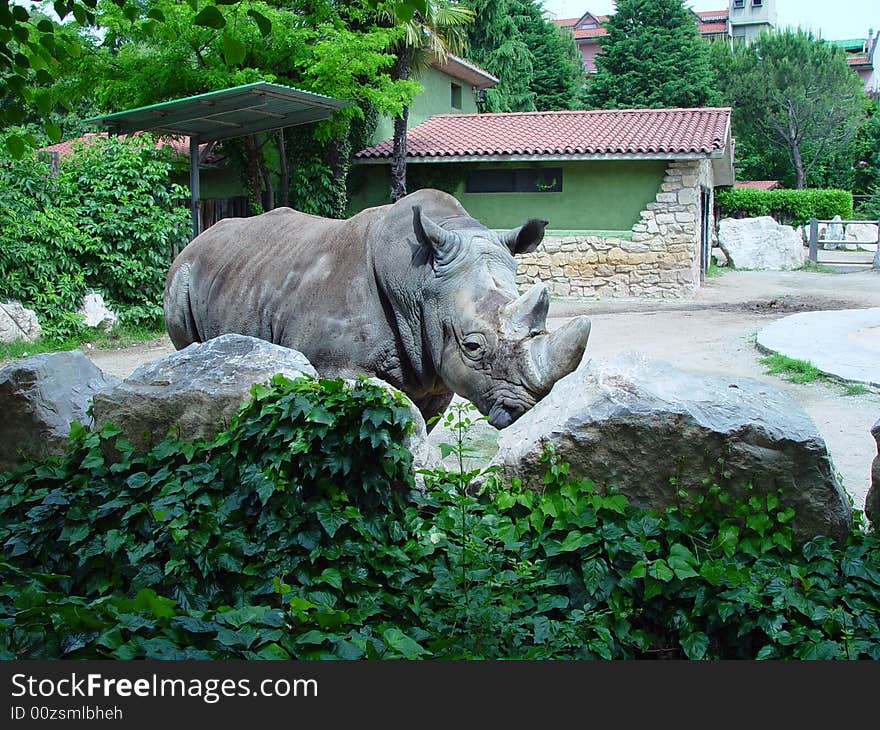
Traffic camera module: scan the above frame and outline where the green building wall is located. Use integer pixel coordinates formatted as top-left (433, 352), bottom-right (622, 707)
top-left (371, 65), bottom-right (480, 146)
top-left (347, 159), bottom-right (668, 232)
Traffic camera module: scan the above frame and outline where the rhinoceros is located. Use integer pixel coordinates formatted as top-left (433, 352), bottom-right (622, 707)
top-left (163, 188), bottom-right (591, 429)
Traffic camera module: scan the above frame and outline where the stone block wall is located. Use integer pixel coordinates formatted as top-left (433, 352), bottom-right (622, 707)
top-left (516, 159), bottom-right (713, 299)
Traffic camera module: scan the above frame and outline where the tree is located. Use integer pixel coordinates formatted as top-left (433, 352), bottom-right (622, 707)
top-left (584, 0), bottom-right (719, 110)
top-left (0, 0), bottom-right (425, 156)
top-left (379, 0), bottom-right (473, 202)
top-left (462, 0), bottom-right (535, 113)
top-left (520, 2), bottom-right (585, 110)
top-left (712, 29), bottom-right (865, 189)
top-left (460, 0), bottom-right (585, 112)
top-left (69, 0), bottom-right (420, 216)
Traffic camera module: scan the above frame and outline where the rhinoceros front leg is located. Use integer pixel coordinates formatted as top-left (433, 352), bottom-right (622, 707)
top-left (414, 392), bottom-right (455, 433)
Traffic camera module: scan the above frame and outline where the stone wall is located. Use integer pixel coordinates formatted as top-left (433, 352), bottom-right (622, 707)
top-left (516, 159), bottom-right (713, 299)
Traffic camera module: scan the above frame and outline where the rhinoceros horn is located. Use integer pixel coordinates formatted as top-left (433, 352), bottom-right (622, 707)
top-left (501, 282), bottom-right (550, 336)
top-left (528, 316), bottom-right (591, 391)
top-left (412, 206), bottom-right (460, 266)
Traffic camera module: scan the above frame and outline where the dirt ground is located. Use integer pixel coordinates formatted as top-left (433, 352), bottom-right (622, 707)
top-left (85, 268), bottom-right (880, 512)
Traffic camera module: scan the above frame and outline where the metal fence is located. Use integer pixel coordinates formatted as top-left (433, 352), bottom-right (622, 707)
top-left (807, 217), bottom-right (880, 270)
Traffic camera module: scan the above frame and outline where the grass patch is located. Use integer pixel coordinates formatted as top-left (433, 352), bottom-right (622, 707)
top-left (0, 322), bottom-right (166, 364)
top-left (706, 261), bottom-right (726, 277)
top-left (799, 260), bottom-right (840, 274)
top-left (844, 383), bottom-right (870, 396)
top-left (760, 353), bottom-right (825, 383)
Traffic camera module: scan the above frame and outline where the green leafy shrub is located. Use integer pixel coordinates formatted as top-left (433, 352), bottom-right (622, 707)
top-left (0, 134), bottom-right (189, 336)
top-left (1, 378), bottom-right (878, 660)
top-left (55, 136), bottom-right (190, 324)
top-left (716, 187), bottom-right (853, 226)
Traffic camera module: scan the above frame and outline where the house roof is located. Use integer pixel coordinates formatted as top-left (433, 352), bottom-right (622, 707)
top-left (430, 53), bottom-right (498, 89)
top-left (41, 132), bottom-right (189, 159)
top-left (735, 180), bottom-right (781, 190)
top-left (553, 8), bottom-right (729, 41)
top-left (40, 131), bottom-right (227, 167)
top-left (355, 107), bottom-right (732, 162)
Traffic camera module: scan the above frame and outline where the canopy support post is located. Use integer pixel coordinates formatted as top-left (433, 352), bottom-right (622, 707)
top-left (190, 136), bottom-right (201, 240)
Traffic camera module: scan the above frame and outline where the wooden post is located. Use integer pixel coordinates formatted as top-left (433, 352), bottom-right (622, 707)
top-left (189, 136), bottom-right (201, 241)
top-left (808, 217), bottom-right (818, 263)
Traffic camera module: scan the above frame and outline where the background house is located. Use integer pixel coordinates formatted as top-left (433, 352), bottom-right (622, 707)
top-left (353, 106), bottom-right (734, 298)
top-left (828, 31), bottom-right (879, 97)
top-left (551, 1), bottom-right (777, 74)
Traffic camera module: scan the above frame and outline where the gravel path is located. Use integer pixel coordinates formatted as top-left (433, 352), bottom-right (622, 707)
top-left (85, 268), bottom-right (880, 512)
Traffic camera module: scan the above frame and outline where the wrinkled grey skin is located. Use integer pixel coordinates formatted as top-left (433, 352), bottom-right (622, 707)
top-left (164, 189), bottom-right (591, 429)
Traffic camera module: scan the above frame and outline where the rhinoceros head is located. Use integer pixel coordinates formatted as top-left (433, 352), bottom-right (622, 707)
top-left (412, 205), bottom-right (591, 429)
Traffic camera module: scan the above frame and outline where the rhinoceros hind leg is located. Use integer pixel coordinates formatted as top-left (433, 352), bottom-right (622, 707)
top-left (414, 392), bottom-right (455, 433)
top-left (164, 262), bottom-right (200, 350)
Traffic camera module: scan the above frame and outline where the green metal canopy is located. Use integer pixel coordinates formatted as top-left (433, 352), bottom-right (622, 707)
top-left (83, 81), bottom-right (349, 143)
top-left (83, 82), bottom-right (350, 238)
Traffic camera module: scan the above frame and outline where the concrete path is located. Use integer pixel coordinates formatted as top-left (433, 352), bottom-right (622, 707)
top-left (757, 309), bottom-right (880, 387)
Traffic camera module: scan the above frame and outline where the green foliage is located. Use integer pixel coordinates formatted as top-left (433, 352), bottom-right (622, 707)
top-left (1, 1), bottom-right (424, 154)
top-left (462, 0), bottom-right (585, 112)
top-left (0, 134), bottom-right (189, 336)
top-left (585, 0), bottom-right (719, 110)
top-left (2, 378), bottom-right (879, 660)
top-left (715, 188), bottom-right (853, 226)
top-left (711, 29), bottom-right (865, 189)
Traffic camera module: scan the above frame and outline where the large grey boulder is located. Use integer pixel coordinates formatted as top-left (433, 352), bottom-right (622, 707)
top-left (0, 350), bottom-right (120, 470)
top-left (718, 216), bottom-right (805, 270)
top-left (866, 419), bottom-right (880, 527)
top-left (487, 353), bottom-right (851, 543)
top-left (0, 301), bottom-right (42, 343)
top-left (91, 334), bottom-right (318, 451)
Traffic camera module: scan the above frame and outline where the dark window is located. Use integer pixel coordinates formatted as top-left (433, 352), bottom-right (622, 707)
top-left (450, 83), bottom-right (462, 109)
top-left (733, 0), bottom-right (744, 7)
top-left (752, 0), bottom-right (763, 6)
top-left (465, 168), bottom-right (563, 193)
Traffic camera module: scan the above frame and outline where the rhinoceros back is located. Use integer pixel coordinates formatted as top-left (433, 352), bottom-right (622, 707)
top-left (163, 206), bottom-right (385, 372)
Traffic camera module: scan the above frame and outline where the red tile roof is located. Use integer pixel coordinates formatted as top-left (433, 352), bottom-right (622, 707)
top-left (847, 53), bottom-right (871, 67)
top-left (41, 131), bottom-right (193, 159)
top-left (356, 107), bottom-right (732, 160)
top-left (735, 180), bottom-right (782, 190)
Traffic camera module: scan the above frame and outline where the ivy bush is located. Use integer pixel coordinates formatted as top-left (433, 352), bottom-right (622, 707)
top-left (0, 134), bottom-right (189, 337)
top-left (1, 376), bottom-right (878, 660)
top-left (716, 187), bottom-right (853, 226)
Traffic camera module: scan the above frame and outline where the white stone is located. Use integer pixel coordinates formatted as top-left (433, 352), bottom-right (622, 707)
top-left (78, 292), bottom-right (118, 331)
top-left (718, 216), bottom-right (805, 271)
top-left (0, 301), bottom-right (41, 343)
top-left (844, 223), bottom-right (879, 244)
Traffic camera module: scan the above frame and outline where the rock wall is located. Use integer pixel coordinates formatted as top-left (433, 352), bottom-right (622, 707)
top-left (516, 159), bottom-right (710, 299)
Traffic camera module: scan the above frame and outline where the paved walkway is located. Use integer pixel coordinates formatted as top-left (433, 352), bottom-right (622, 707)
top-left (757, 308), bottom-right (880, 387)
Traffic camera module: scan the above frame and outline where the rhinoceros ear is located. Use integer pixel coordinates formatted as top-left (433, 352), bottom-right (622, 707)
top-left (504, 218), bottom-right (549, 255)
top-left (413, 205), bottom-right (461, 266)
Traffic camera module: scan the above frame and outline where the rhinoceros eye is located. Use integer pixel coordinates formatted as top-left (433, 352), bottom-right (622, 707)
top-left (461, 333), bottom-right (487, 360)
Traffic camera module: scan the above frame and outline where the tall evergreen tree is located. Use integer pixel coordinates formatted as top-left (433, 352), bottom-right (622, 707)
top-left (522, 5), bottom-right (586, 110)
top-left (462, 0), bottom-right (585, 112)
top-left (584, 0), bottom-right (719, 109)
top-left (461, 0), bottom-right (535, 112)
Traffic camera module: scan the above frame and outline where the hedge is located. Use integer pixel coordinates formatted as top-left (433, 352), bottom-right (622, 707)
top-left (715, 188), bottom-right (853, 226)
